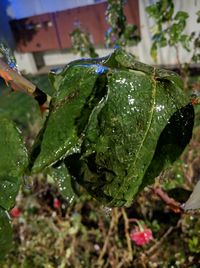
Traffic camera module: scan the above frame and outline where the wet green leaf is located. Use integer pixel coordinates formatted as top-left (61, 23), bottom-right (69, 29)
top-left (30, 64), bottom-right (103, 173)
top-left (0, 117), bottom-right (28, 210)
top-left (0, 207), bottom-right (12, 261)
top-left (30, 49), bottom-right (194, 207)
top-left (48, 163), bottom-right (76, 203)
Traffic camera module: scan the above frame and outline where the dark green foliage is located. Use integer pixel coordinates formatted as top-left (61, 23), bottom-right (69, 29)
top-left (0, 49), bottom-right (195, 260)
top-left (30, 49), bottom-right (194, 207)
top-left (30, 65), bottom-right (101, 173)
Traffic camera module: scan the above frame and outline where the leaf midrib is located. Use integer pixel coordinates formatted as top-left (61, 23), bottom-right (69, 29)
top-left (112, 70), bottom-right (157, 202)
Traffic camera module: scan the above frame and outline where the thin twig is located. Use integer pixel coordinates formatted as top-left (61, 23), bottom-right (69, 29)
top-left (121, 207), bottom-right (133, 261)
top-left (146, 226), bottom-right (174, 256)
top-left (151, 186), bottom-right (183, 213)
top-left (0, 58), bottom-right (49, 110)
top-left (0, 58), bottom-right (36, 94)
top-left (97, 208), bottom-right (118, 266)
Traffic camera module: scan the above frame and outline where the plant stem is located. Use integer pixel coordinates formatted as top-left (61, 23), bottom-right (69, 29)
top-left (121, 207), bottom-right (133, 261)
top-left (0, 58), bottom-right (48, 109)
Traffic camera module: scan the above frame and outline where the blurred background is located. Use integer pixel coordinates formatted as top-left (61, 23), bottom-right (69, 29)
top-left (0, 0), bottom-right (199, 73)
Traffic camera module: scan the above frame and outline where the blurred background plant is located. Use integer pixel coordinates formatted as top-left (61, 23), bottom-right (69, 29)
top-left (105, 0), bottom-right (140, 48)
top-left (146, 0), bottom-right (200, 88)
top-left (70, 0), bottom-right (140, 59)
top-left (70, 26), bottom-right (99, 58)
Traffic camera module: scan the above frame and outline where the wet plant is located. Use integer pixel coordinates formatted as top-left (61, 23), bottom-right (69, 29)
top-left (0, 47), bottom-right (195, 261)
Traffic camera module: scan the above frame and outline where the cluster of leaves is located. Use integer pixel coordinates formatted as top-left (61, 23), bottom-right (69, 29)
top-left (146, 0), bottom-right (200, 74)
top-left (70, 0), bottom-right (141, 58)
top-left (70, 27), bottom-right (99, 58)
top-left (105, 0), bottom-right (140, 48)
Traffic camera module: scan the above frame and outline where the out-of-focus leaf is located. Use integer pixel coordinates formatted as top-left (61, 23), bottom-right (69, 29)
top-left (179, 34), bottom-right (191, 52)
top-left (0, 117), bottom-right (28, 210)
top-left (0, 207), bottom-right (12, 261)
top-left (150, 42), bottom-right (158, 62)
top-left (197, 10), bottom-right (200, 23)
top-left (174, 11), bottom-right (189, 22)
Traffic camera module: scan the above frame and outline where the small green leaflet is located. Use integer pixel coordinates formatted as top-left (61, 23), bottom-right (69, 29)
top-left (30, 49), bottom-right (194, 207)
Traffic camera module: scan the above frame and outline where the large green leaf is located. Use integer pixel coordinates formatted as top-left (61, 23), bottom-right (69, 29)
top-left (30, 49), bottom-right (194, 207)
top-left (71, 71), bottom-right (193, 206)
top-left (30, 64), bottom-right (107, 173)
top-left (0, 207), bottom-right (12, 261)
top-left (0, 117), bottom-right (28, 210)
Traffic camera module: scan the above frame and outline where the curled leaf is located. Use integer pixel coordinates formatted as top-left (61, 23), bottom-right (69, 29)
top-left (30, 49), bottom-right (194, 207)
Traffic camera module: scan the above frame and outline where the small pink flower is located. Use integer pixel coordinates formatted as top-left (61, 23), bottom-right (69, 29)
top-left (10, 207), bottom-right (22, 218)
top-left (130, 227), bottom-right (153, 246)
top-left (53, 198), bottom-right (61, 209)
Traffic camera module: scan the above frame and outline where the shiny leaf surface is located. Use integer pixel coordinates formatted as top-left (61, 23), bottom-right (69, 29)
top-left (30, 49), bottom-right (194, 206)
top-left (0, 117), bottom-right (28, 210)
top-left (30, 65), bottom-right (102, 173)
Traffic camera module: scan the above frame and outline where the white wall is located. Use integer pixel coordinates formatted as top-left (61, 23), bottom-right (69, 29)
top-left (14, 52), bottom-right (38, 74)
